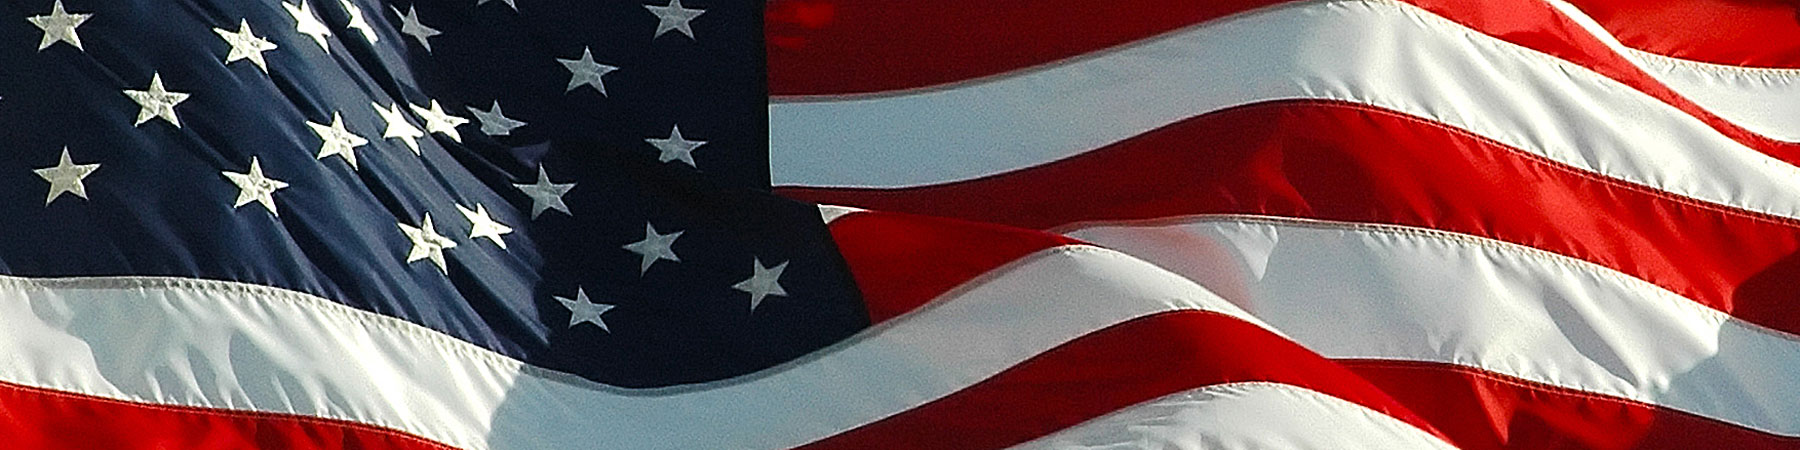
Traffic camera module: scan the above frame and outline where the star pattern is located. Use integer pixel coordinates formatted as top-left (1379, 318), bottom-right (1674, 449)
top-left (2, 0), bottom-right (856, 390)
top-left (513, 165), bottom-right (575, 218)
top-left (559, 47), bottom-right (619, 95)
top-left (27, 0), bottom-right (92, 51)
top-left (33, 148), bottom-right (99, 205)
top-left (398, 213), bottom-right (458, 274)
top-left (372, 101), bottom-right (425, 154)
top-left (457, 203), bottom-right (513, 249)
top-left (307, 112), bottom-right (371, 169)
top-left (646, 125), bottom-right (706, 167)
top-left (340, 0), bottom-right (379, 43)
top-left (734, 258), bottom-right (789, 312)
top-left (644, 0), bottom-right (705, 40)
top-left (214, 20), bottom-right (279, 73)
top-left (470, 101), bottom-right (526, 137)
top-left (123, 73), bottom-right (191, 127)
top-left (555, 288), bottom-right (615, 331)
top-left (622, 222), bottom-right (683, 274)
top-left (412, 100), bottom-right (470, 143)
top-left (222, 157), bottom-right (290, 216)
top-left (283, 0), bottom-right (333, 53)
top-left (392, 5), bottom-right (441, 52)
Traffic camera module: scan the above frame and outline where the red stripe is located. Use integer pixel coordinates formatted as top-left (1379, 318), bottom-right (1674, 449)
top-left (788, 100), bottom-right (1800, 338)
top-left (802, 307), bottom-right (1800, 449)
top-left (0, 380), bottom-right (454, 450)
top-left (813, 210), bottom-right (1800, 449)
top-left (766, 0), bottom-right (1272, 96)
top-left (826, 211), bottom-right (1079, 323)
top-left (797, 310), bottom-right (1447, 449)
top-left (1341, 359), bottom-right (1800, 450)
top-left (1563, 0), bottom-right (1800, 69)
top-left (767, 0), bottom-right (1800, 164)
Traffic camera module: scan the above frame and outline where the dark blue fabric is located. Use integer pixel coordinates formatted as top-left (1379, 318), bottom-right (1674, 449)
top-left (0, 0), bottom-right (866, 388)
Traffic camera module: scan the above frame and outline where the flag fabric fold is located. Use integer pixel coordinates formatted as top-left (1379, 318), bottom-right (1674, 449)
top-left (772, 0), bottom-right (1800, 448)
top-left (7, 0), bottom-right (1800, 448)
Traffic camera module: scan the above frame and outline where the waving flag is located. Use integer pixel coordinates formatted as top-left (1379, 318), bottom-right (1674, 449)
top-left (767, 0), bottom-right (1800, 448)
top-left (1, 0), bottom-right (872, 448)
top-left (8, 0), bottom-right (1800, 449)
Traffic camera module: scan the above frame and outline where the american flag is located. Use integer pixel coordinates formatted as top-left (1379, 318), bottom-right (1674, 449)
top-left (3, 0), bottom-right (870, 448)
top-left (6, 0), bottom-right (1800, 449)
top-left (768, 0), bottom-right (1800, 448)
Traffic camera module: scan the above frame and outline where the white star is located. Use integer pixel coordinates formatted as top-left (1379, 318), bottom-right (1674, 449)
top-left (221, 157), bottom-right (290, 216)
top-left (554, 288), bottom-right (615, 331)
top-left (308, 112), bottom-right (370, 169)
top-left (123, 73), bottom-right (191, 127)
top-left (33, 148), bottom-right (98, 205)
top-left (733, 258), bottom-right (789, 312)
top-left (478, 0), bottom-right (518, 11)
top-left (559, 47), bottom-right (618, 95)
top-left (456, 203), bottom-right (513, 249)
top-left (411, 100), bottom-right (469, 143)
top-left (645, 125), bottom-right (705, 167)
top-left (27, 0), bottom-right (92, 51)
top-left (214, 20), bottom-right (279, 73)
top-left (372, 101), bottom-right (424, 154)
top-left (283, 0), bottom-right (333, 53)
top-left (470, 101), bottom-right (526, 137)
top-left (398, 213), bottom-right (458, 274)
top-left (513, 165), bottom-right (575, 218)
top-left (644, 0), bottom-right (704, 40)
top-left (391, 5), bottom-right (441, 52)
top-left (340, 0), bottom-right (378, 43)
top-left (622, 222), bottom-right (682, 275)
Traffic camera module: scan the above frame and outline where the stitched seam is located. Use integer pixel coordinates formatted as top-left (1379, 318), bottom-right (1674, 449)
top-left (1, 275), bottom-right (530, 372)
top-left (1338, 358), bottom-right (1800, 438)
top-left (1251, 99), bottom-right (1800, 228)
top-left (0, 379), bottom-right (462, 450)
top-left (1625, 47), bottom-right (1800, 77)
top-left (1084, 212), bottom-right (1800, 345)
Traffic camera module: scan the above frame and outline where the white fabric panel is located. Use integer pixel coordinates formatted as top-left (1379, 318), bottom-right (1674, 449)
top-left (1065, 215), bottom-right (1800, 436)
top-left (1542, 0), bottom-right (1800, 143)
top-left (1014, 382), bottom-right (1456, 450)
top-left (1622, 52), bottom-right (1800, 143)
top-left (0, 245), bottom-right (1259, 450)
top-left (769, 0), bottom-right (1800, 224)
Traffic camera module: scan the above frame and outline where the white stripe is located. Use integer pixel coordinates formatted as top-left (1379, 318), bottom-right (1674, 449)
top-left (0, 246), bottom-right (1257, 449)
top-left (1063, 215), bottom-right (1800, 436)
top-left (1624, 51), bottom-right (1800, 142)
top-left (769, 0), bottom-right (1800, 223)
top-left (1541, 0), bottom-right (1800, 143)
top-left (1014, 382), bottom-right (1456, 450)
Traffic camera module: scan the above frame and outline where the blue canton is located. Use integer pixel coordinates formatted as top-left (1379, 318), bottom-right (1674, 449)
top-left (0, 0), bottom-right (867, 388)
